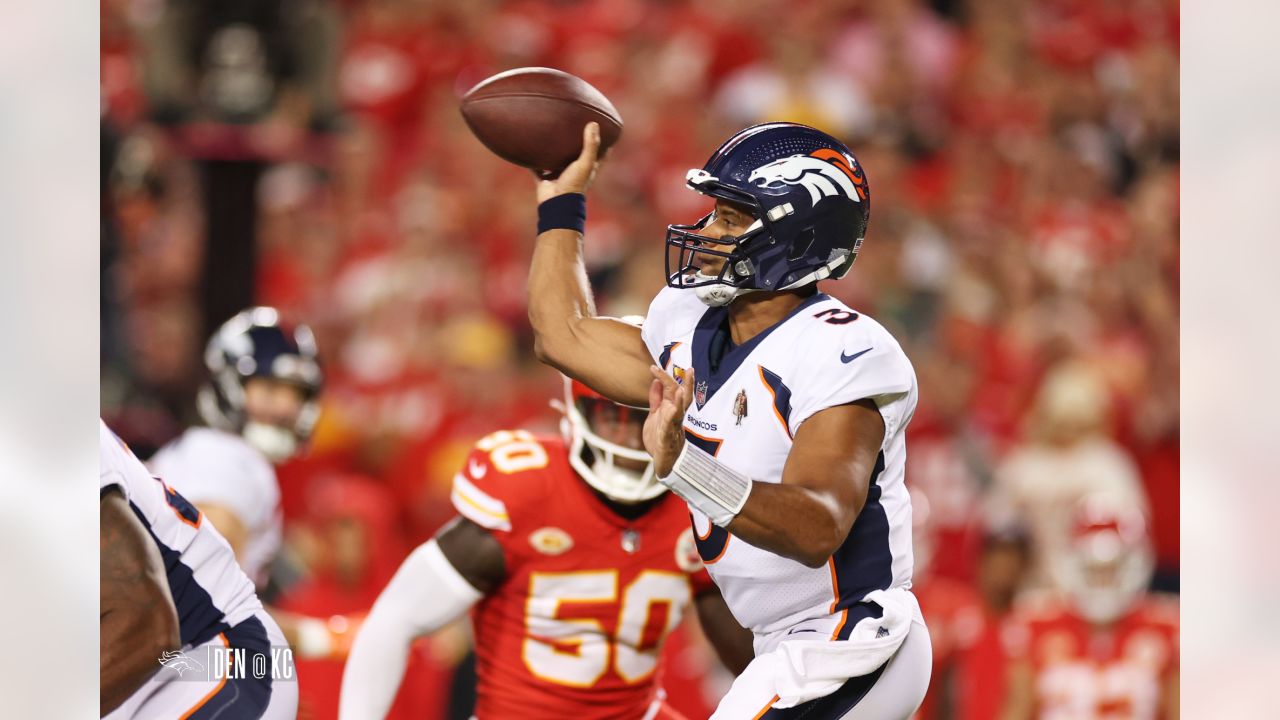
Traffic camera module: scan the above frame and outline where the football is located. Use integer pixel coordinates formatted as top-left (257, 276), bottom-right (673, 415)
top-left (460, 67), bottom-right (623, 175)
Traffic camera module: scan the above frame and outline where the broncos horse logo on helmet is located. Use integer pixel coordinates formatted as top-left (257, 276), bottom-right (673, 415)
top-left (665, 122), bottom-right (871, 307)
top-left (748, 149), bottom-right (868, 205)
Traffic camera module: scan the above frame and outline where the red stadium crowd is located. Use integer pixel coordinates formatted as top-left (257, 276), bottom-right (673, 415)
top-left (101, 0), bottom-right (1179, 718)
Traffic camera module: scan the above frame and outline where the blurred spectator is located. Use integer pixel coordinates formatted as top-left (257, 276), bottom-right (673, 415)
top-left (279, 474), bottom-right (405, 612)
top-left (1120, 337), bottom-right (1179, 591)
top-left (917, 517), bottom-right (1032, 720)
top-left (141, 0), bottom-right (339, 131)
top-left (993, 360), bottom-right (1149, 592)
top-left (275, 474), bottom-right (451, 720)
top-left (1003, 494), bottom-right (1177, 719)
top-left (715, 14), bottom-right (876, 139)
top-left (906, 344), bottom-right (992, 584)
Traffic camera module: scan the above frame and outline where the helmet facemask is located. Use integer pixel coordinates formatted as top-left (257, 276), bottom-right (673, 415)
top-left (559, 384), bottom-right (662, 504)
top-left (665, 207), bottom-right (765, 307)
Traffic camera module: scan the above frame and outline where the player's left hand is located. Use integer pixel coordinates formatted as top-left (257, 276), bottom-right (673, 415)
top-left (644, 365), bottom-right (693, 477)
top-left (535, 122), bottom-right (602, 202)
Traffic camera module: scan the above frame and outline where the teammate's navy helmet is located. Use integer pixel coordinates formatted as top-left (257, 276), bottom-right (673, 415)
top-left (665, 123), bottom-right (870, 303)
top-left (197, 307), bottom-right (323, 461)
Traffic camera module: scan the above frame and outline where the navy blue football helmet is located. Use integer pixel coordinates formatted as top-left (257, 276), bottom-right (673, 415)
top-left (197, 307), bottom-right (323, 461)
top-left (665, 123), bottom-right (870, 305)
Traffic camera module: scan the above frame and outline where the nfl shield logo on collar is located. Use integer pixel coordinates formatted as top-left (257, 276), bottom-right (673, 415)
top-left (694, 379), bottom-right (708, 408)
top-left (621, 529), bottom-right (641, 554)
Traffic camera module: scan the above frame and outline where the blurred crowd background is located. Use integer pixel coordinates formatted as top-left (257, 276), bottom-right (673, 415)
top-left (99, 0), bottom-right (1178, 717)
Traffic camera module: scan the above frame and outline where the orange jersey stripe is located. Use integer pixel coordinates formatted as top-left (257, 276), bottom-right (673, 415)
top-left (751, 694), bottom-right (781, 719)
top-left (757, 366), bottom-right (793, 439)
top-left (179, 633), bottom-right (229, 720)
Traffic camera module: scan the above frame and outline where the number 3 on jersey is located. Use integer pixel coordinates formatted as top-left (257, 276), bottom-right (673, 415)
top-left (523, 570), bottom-right (691, 687)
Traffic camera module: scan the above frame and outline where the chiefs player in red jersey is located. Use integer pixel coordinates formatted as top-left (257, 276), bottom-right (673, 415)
top-left (1004, 496), bottom-right (1179, 720)
top-left (339, 380), bottom-right (754, 720)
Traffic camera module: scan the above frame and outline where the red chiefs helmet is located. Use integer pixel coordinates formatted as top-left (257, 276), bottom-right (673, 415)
top-left (560, 378), bottom-right (661, 503)
top-left (1054, 495), bottom-right (1154, 624)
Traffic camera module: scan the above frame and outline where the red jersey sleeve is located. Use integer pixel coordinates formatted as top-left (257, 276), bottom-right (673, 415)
top-left (451, 446), bottom-right (514, 533)
top-left (449, 430), bottom-right (560, 563)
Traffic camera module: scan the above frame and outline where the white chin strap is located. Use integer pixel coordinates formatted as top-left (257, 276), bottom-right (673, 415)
top-left (776, 254), bottom-right (849, 292)
top-left (690, 252), bottom-right (848, 307)
top-left (692, 272), bottom-right (756, 307)
top-left (242, 422), bottom-right (299, 463)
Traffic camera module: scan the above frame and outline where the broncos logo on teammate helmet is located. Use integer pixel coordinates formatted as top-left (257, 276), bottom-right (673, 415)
top-left (665, 123), bottom-right (870, 306)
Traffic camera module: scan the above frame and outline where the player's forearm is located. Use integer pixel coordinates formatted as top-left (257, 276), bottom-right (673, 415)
top-left (197, 503), bottom-right (248, 563)
top-left (527, 231), bottom-right (653, 405)
top-left (528, 228), bottom-right (597, 367)
top-left (340, 539), bottom-right (483, 718)
top-left (100, 490), bottom-right (181, 714)
top-left (338, 615), bottom-right (415, 720)
top-left (100, 605), bottom-right (180, 715)
top-left (658, 439), bottom-right (855, 567)
top-left (727, 483), bottom-right (851, 568)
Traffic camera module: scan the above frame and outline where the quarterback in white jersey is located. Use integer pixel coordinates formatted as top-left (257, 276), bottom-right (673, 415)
top-left (100, 419), bottom-right (297, 719)
top-left (151, 306), bottom-right (322, 588)
top-left (525, 122), bottom-right (930, 718)
top-left (641, 285), bottom-right (918, 645)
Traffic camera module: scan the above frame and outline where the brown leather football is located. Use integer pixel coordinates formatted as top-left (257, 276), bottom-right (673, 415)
top-left (460, 67), bottom-right (623, 175)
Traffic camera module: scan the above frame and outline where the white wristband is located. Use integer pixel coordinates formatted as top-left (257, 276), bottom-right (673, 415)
top-left (660, 442), bottom-right (753, 527)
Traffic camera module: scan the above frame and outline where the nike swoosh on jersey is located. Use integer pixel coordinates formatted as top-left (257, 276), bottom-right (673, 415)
top-left (468, 460), bottom-right (488, 479)
top-left (840, 347), bottom-right (873, 364)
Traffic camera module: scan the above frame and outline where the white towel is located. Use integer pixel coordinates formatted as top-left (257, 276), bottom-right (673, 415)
top-left (768, 587), bottom-right (922, 708)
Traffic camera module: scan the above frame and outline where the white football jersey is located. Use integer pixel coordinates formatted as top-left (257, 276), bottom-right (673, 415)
top-left (642, 286), bottom-right (919, 651)
top-left (150, 427), bottom-right (283, 587)
top-left (100, 420), bottom-right (262, 648)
